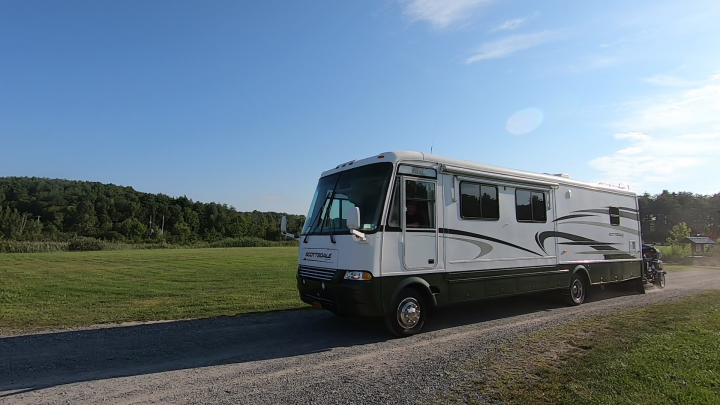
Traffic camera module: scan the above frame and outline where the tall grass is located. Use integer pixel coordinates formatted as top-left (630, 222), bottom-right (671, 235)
top-left (0, 241), bottom-right (70, 253)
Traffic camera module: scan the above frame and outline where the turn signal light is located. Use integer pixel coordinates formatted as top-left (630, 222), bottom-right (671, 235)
top-left (344, 271), bottom-right (372, 280)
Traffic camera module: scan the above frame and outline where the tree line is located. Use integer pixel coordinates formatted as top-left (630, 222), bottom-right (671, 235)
top-left (0, 177), bottom-right (305, 243)
top-left (638, 191), bottom-right (720, 243)
top-left (1, 177), bottom-right (718, 245)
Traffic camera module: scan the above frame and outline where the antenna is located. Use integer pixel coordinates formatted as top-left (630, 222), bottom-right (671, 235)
top-left (430, 122), bottom-right (437, 155)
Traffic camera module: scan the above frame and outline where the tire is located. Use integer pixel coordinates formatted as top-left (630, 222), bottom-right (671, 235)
top-left (385, 288), bottom-right (426, 337)
top-left (633, 277), bottom-right (646, 294)
top-left (654, 273), bottom-right (666, 289)
top-left (563, 272), bottom-right (587, 305)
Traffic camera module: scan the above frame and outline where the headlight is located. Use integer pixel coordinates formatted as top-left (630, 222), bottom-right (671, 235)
top-left (344, 271), bottom-right (372, 280)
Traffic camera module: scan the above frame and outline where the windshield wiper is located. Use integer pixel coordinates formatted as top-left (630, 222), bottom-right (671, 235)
top-left (318, 190), bottom-right (339, 245)
top-left (303, 194), bottom-right (329, 243)
top-left (303, 175), bottom-right (341, 243)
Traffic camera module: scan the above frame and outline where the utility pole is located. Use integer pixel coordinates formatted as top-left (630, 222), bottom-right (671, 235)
top-left (161, 215), bottom-right (165, 236)
top-left (19, 214), bottom-right (27, 235)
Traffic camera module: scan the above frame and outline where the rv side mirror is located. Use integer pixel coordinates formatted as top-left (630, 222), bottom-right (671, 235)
top-left (346, 207), bottom-right (360, 230)
top-left (280, 216), bottom-right (296, 239)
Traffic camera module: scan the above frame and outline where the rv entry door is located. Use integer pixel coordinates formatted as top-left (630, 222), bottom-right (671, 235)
top-left (402, 178), bottom-right (438, 270)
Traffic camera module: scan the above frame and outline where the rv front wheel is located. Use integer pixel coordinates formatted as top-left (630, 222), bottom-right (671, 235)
top-left (385, 288), bottom-right (426, 337)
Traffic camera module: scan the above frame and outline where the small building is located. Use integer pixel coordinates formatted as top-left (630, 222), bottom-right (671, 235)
top-left (681, 236), bottom-right (717, 256)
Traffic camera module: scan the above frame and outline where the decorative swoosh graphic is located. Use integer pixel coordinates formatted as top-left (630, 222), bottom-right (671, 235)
top-left (570, 208), bottom-right (638, 221)
top-left (573, 251), bottom-right (636, 258)
top-left (572, 207), bottom-right (638, 213)
top-left (536, 231), bottom-right (596, 254)
top-left (554, 214), bottom-right (598, 222)
top-left (571, 209), bottom-right (611, 215)
top-left (445, 236), bottom-right (494, 260)
top-left (535, 231), bottom-right (635, 260)
top-left (561, 221), bottom-right (639, 235)
top-left (441, 228), bottom-right (543, 257)
top-left (557, 241), bottom-right (623, 246)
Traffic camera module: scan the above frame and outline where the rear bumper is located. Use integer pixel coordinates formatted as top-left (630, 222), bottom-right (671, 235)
top-left (296, 270), bottom-right (385, 317)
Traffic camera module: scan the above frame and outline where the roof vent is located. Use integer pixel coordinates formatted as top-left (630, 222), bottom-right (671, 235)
top-left (553, 173), bottom-right (570, 178)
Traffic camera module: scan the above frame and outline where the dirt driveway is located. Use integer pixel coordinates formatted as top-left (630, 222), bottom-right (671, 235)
top-left (2, 268), bottom-right (719, 404)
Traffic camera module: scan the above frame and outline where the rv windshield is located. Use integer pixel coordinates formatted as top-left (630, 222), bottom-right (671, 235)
top-left (303, 162), bottom-right (393, 235)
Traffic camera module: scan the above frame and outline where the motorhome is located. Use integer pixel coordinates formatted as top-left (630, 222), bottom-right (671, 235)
top-left (283, 151), bottom-right (644, 336)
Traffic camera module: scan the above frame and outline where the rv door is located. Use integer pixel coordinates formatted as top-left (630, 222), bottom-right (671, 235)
top-left (402, 178), bottom-right (438, 269)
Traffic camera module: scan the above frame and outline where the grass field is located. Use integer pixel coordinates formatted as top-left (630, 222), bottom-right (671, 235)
top-left (0, 247), bottom-right (303, 335)
top-left (459, 289), bottom-right (720, 405)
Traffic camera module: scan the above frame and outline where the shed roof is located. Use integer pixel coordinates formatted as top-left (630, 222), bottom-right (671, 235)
top-left (682, 236), bottom-right (717, 245)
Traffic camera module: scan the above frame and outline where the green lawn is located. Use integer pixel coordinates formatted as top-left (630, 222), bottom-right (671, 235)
top-left (462, 289), bottom-right (720, 405)
top-left (0, 247), bottom-right (303, 335)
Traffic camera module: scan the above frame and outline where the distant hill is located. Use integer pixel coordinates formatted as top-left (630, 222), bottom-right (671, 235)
top-left (0, 177), bottom-right (305, 243)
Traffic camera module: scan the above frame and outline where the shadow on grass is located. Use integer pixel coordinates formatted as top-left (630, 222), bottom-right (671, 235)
top-left (0, 283), bottom-right (640, 397)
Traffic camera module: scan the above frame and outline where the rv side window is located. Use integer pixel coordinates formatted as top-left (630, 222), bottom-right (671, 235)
top-left (406, 180), bottom-right (435, 229)
top-left (516, 189), bottom-right (547, 223)
top-left (609, 206), bottom-right (620, 226)
top-left (460, 182), bottom-right (499, 220)
top-left (387, 178), bottom-right (401, 228)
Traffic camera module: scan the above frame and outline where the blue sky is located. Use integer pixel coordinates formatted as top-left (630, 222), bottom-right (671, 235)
top-left (2, 0), bottom-right (719, 215)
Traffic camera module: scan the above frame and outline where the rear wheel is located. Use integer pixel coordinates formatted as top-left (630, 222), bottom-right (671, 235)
top-left (385, 288), bottom-right (426, 337)
top-left (563, 272), bottom-right (587, 305)
top-left (632, 277), bottom-right (646, 294)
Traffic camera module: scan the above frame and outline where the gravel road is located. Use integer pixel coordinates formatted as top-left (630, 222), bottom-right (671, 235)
top-left (2, 268), bottom-right (719, 405)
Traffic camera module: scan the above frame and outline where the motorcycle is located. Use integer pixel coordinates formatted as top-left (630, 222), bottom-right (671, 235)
top-left (642, 244), bottom-right (666, 288)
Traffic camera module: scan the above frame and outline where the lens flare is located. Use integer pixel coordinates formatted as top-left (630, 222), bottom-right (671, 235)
top-left (506, 108), bottom-right (544, 135)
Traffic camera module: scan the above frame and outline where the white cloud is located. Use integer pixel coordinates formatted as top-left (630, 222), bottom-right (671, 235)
top-left (615, 132), bottom-right (651, 141)
top-left (466, 31), bottom-right (557, 63)
top-left (489, 12), bottom-right (538, 32)
top-left (644, 75), bottom-right (696, 87)
top-left (644, 74), bottom-right (705, 87)
top-left (589, 75), bottom-right (720, 191)
top-left (490, 18), bottom-right (525, 32)
top-left (616, 146), bottom-right (644, 155)
top-left (401, 0), bottom-right (495, 29)
top-left (617, 84), bottom-right (720, 132)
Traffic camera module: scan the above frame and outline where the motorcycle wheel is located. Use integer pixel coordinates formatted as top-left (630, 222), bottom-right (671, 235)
top-left (654, 273), bottom-right (666, 289)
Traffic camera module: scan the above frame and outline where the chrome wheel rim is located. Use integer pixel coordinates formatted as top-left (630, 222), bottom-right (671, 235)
top-left (660, 274), bottom-right (666, 287)
top-left (397, 297), bottom-right (421, 329)
top-left (571, 279), bottom-right (585, 303)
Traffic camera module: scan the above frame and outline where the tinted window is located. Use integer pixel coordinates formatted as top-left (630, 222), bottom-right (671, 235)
top-left (406, 180), bottom-right (435, 228)
top-left (460, 182), bottom-right (499, 220)
top-left (481, 185), bottom-right (499, 219)
top-left (609, 206), bottom-right (620, 226)
top-left (516, 189), bottom-right (547, 223)
top-left (387, 178), bottom-right (401, 228)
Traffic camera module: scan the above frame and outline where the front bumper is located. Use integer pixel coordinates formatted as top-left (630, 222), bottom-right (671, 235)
top-left (296, 269), bottom-right (385, 317)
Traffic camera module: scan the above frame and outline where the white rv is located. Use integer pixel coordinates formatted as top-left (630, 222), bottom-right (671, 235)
top-left (285, 151), bottom-right (644, 336)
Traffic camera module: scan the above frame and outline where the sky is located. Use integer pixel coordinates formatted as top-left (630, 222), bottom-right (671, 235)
top-left (2, 0), bottom-right (719, 215)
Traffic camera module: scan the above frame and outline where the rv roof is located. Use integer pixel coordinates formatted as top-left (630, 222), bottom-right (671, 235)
top-left (320, 151), bottom-right (636, 196)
